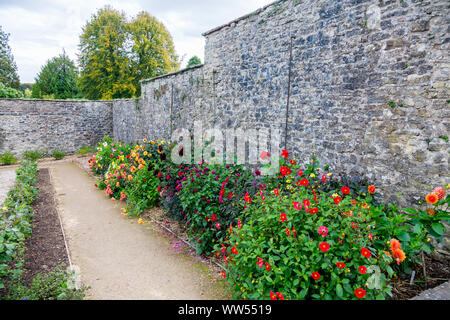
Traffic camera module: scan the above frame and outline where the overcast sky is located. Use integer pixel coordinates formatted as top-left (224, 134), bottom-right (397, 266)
top-left (0, 0), bottom-right (273, 83)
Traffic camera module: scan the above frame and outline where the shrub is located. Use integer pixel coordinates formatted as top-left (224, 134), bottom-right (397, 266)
top-left (219, 156), bottom-right (395, 300)
top-left (52, 150), bottom-right (66, 160)
top-left (370, 189), bottom-right (449, 274)
top-left (0, 151), bottom-right (18, 165)
top-left (89, 136), bottom-right (132, 176)
top-left (176, 161), bottom-right (258, 255)
top-left (123, 140), bottom-right (172, 215)
top-left (0, 82), bottom-right (23, 98)
top-left (22, 150), bottom-right (44, 161)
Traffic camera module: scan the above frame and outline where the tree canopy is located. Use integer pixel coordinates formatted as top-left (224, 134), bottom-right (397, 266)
top-left (78, 6), bottom-right (179, 100)
top-left (186, 56), bottom-right (201, 68)
top-left (32, 50), bottom-right (79, 99)
top-left (0, 25), bottom-right (20, 89)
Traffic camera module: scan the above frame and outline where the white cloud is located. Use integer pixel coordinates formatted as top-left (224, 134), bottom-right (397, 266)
top-left (0, 0), bottom-right (273, 83)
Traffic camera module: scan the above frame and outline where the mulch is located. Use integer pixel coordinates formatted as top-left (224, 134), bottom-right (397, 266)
top-left (390, 254), bottom-right (450, 300)
top-left (21, 168), bottom-right (69, 286)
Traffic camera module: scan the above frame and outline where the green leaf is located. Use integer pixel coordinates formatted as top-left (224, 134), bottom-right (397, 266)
top-left (431, 223), bottom-right (445, 236)
top-left (413, 223), bottom-right (422, 234)
top-left (336, 284), bottom-right (343, 298)
top-left (397, 231), bottom-right (410, 242)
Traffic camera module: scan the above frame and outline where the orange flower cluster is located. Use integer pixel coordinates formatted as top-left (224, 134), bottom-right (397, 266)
top-left (389, 239), bottom-right (406, 265)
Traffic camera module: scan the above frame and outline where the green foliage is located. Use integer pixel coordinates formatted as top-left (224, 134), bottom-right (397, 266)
top-left (52, 150), bottom-right (66, 160)
top-left (88, 137), bottom-right (450, 300)
top-left (6, 266), bottom-right (88, 300)
top-left (370, 195), bottom-right (450, 273)
top-left (0, 82), bottom-right (23, 98)
top-left (22, 150), bottom-right (44, 161)
top-left (76, 146), bottom-right (94, 155)
top-left (89, 136), bottom-right (132, 176)
top-left (124, 167), bottom-right (161, 216)
top-left (0, 161), bottom-right (39, 290)
top-left (128, 12), bottom-right (179, 97)
top-left (78, 6), bottom-right (132, 100)
top-left (0, 25), bottom-right (20, 89)
top-left (186, 56), bottom-right (202, 68)
top-left (32, 50), bottom-right (80, 99)
top-left (219, 157), bottom-right (393, 300)
top-left (0, 151), bottom-right (18, 165)
top-left (176, 162), bottom-right (257, 255)
top-left (78, 7), bottom-right (179, 99)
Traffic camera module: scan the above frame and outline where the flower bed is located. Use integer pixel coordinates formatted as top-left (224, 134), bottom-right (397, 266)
top-left (89, 137), bottom-right (450, 300)
top-left (0, 161), bottom-right (39, 289)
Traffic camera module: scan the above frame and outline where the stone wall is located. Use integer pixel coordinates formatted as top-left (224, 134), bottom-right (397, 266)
top-left (0, 99), bottom-right (113, 155)
top-left (117, 0), bottom-right (449, 208)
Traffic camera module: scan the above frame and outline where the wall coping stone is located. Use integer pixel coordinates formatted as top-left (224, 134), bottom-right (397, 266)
top-left (140, 64), bottom-right (204, 84)
top-left (0, 98), bottom-right (114, 103)
top-left (201, 0), bottom-right (281, 36)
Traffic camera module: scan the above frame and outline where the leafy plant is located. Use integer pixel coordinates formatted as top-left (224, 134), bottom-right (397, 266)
top-left (6, 266), bottom-right (88, 300)
top-left (52, 149), bottom-right (66, 160)
top-left (22, 150), bottom-right (44, 161)
top-left (0, 160), bottom-right (38, 290)
top-left (0, 82), bottom-right (23, 98)
top-left (0, 151), bottom-right (18, 165)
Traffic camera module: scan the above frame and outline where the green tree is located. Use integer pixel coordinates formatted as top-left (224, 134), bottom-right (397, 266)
top-left (0, 25), bottom-right (20, 89)
top-left (78, 6), bottom-right (135, 100)
top-left (78, 6), bottom-right (179, 99)
top-left (186, 56), bottom-right (201, 68)
top-left (128, 11), bottom-right (179, 96)
top-left (32, 50), bottom-right (79, 99)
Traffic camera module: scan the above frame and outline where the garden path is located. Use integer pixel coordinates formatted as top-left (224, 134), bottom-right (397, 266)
top-left (49, 162), bottom-right (223, 300)
top-left (0, 167), bottom-right (16, 205)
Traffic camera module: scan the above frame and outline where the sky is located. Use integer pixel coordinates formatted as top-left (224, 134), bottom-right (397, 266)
top-left (0, 0), bottom-right (274, 83)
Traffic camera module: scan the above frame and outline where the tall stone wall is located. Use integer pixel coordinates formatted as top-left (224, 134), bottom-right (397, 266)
top-left (0, 99), bottom-right (113, 155)
top-left (113, 65), bottom-right (215, 143)
top-left (118, 0), bottom-right (449, 207)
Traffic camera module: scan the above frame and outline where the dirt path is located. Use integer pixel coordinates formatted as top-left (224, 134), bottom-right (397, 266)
top-left (49, 162), bottom-right (223, 300)
top-left (0, 167), bottom-right (16, 205)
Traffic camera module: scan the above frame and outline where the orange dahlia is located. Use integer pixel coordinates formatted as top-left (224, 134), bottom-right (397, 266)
top-left (390, 239), bottom-right (401, 252)
top-left (425, 193), bottom-right (438, 205)
top-left (368, 185), bottom-right (376, 194)
top-left (392, 248), bottom-right (406, 264)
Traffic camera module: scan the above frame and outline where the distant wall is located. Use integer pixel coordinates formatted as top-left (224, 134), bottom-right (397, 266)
top-left (0, 99), bottom-right (113, 155)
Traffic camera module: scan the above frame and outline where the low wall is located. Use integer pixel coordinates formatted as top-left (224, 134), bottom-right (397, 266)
top-left (0, 99), bottom-right (113, 156)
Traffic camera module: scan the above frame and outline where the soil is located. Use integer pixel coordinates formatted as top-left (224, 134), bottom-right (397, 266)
top-left (21, 168), bottom-right (69, 286)
top-left (390, 254), bottom-right (450, 300)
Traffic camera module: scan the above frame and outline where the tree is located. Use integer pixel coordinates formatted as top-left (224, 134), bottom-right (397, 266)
top-left (186, 56), bottom-right (201, 68)
top-left (32, 50), bottom-right (79, 99)
top-left (128, 12), bottom-right (179, 96)
top-left (78, 6), bottom-right (135, 100)
top-left (78, 6), bottom-right (179, 99)
top-left (0, 25), bottom-right (20, 89)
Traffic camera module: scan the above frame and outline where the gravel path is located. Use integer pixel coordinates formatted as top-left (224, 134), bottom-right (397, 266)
top-left (0, 168), bottom-right (16, 205)
top-left (50, 162), bottom-right (223, 300)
